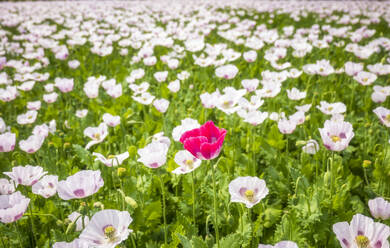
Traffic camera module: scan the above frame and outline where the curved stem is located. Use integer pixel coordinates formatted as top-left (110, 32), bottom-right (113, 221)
top-left (211, 160), bottom-right (220, 248)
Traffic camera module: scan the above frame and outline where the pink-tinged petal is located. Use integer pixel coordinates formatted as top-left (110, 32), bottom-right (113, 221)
top-left (180, 128), bottom-right (201, 144)
top-left (333, 222), bottom-right (353, 248)
top-left (199, 121), bottom-right (222, 142)
top-left (199, 132), bottom-right (226, 159)
top-left (183, 136), bottom-right (208, 159)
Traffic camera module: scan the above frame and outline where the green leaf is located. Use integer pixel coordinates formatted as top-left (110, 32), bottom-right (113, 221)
top-left (178, 234), bottom-right (192, 248)
top-left (72, 144), bottom-right (91, 164)
top-left (191, 236), bottom-right (208, 248)
top-left (214, 233), bottom-right (241, 248)
top-left (143, 201), bottom-right (162, 223)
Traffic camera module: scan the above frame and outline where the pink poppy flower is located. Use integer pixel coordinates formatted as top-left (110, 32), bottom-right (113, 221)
top-left (373, 107), bottom-right (390, 127)
top-left (92, 152), bottom-right (129, 167)
top-left (319, 119), bottom-right (354, 152)
top-left (137, 141), bottom-right (168, 168)
top-left (215, 64), bottom-right (239, 79)
top-left (43, 92), bottom-right (58, 103)
top-left (102, 113), bottom-right (120, 127)
top-left (68, 60), bottom-right (80, 69)
top-left (368, 197), bottom-right (390, 220)
top-left (154, 71), bottom-right (168, 83)
top-left (0, 179), bottom-right (15, 195)
top-left (278, 117), bottom-right (297, 134)
top-left (153, 98), bottom-right (170, 113)
top-left (4, 165), bottom-right (47, 186)
top-left (0, 57), bottom-right (6, 70)
top-left (83, 78), bottom-right (100, 99)
top-left (16, 110), bottom-right (38, 125)
top-left (333, 214), bottom-right (390, 248)
top-left (57, 170), bottom-right (104, 200)
top-left (354, 71), bottom-right (377, 86)
top-left (32, 175), bottom-right (58, 198)
top-left (302, 139), bottom-right (319, 155)
top-left (180, 120), bottom-right (227, 160)
top-left (0, 132), bottom-right (16, 152)
top-left (172, 150), bottom-right (202, 175)
top-left (0, 191), bottom-right (30, 223)
top-left (27, 100), bottom-right (41, 110)
top-left (167, 80), bottom-right (180, 93)
top-left (243, 50), bottom-right (257, 62)
top-left (229, 176), bottom-right (269, 208)
top-left (241, 79), bottom-right (259, 92)
top-left (55, 78), bottom-right (74, 93)
top-left (79, 209), bottom-right (133, 248)
top-left (83, 123), bottom-right (108, 150)
top-left (106, 84), bottom-right (122, 98)
top-left (19, 134), bottom-right (45, 153)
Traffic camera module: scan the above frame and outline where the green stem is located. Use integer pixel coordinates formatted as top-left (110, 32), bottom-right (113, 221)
top-left (131, 233), bottom-right (137, 248)
top-left (158, 174), bottom-right (168, 245)
top-left (363, 167), bottom-right (370, 186)
top-left (211, 160), bottom-right (220, 248)
top-left (26, 190), bottom-right (36, 247)
top-left (239, 205), bottom-right (244, 234)
top-left (24, 213), bottom-right (58, 220)
top-left (191, 171), bottom-right (196, 226)
top-left (14, 222), bottom-right (23, 248)
top-left (247, 208), bottom-right (253, 248)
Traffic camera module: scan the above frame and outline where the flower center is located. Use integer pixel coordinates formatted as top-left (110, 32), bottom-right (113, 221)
top-left (245, 189), bottom-right (255, 202)
top-left (104, 225), bottom-right (117, 241)
top-left (327, 106), bottom-right (333, 111)
top-left (185, 159), bottom-right (194, 169)
top-left (107, 155), bottom-right (116, 159)
top-left (385, 114), bottom-right (390, 123)
top-left (355, 235), bottom-right (370, 248)
top-left (331, 135), bottom-right (341, 142)
top-left (222, 101), bottom-right (231, 108)
top-left (93, 133), bottom-right (101, 140)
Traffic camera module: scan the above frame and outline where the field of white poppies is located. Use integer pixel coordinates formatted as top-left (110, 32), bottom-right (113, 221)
top-left (1, 0), bottom-right (390, 247)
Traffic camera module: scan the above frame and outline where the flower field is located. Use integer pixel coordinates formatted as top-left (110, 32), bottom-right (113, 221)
top-left (1, 0), bottom-right (390, 247)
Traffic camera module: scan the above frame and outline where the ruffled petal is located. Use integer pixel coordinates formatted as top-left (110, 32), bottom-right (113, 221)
top-left (183, 136), bottom-right (208, 159)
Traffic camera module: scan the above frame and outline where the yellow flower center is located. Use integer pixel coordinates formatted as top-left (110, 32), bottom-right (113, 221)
top-left (355, 235), bottom-right (370, 248)
top-left (185, 159), bottom-right (194, 169)
top-left (104, 225), bottom-right (118, 242)
top-left (331, 135), bottom-right (341, 142)
top-left (222, 101), bottom-right (231, 108)
top-left (327, 106), bottom-right (333, 111)
top-left (107, 155), bottom-right (116, 159)
top-left (93, 133), bottom-right (101, 140)
top-left (385, 114), bottom-right (390, 123)
top-left (245, 189), bottom-right (255, 202)
top-left (363, 77), bottom-right (368, 82)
